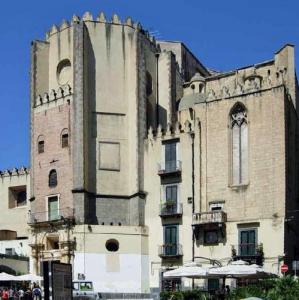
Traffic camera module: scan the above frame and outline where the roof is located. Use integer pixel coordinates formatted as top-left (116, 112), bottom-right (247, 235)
top-left (178, 93), bottom-right (207, 111)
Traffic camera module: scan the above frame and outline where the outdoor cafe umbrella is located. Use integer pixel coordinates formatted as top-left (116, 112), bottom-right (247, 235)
top-left (163, 262), bottom-right (210, 278)
top-left (208, 260), bottom-right (275, 278)
top-left (16, 274), bottom-right (43, 281)
top-left (0, 272), bottom-right (17, 281)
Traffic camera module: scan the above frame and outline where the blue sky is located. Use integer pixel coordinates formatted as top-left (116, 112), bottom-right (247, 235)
top-left (0, 0), bottom-right (298, 169)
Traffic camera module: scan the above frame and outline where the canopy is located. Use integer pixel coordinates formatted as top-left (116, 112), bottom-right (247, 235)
top-left (208, 260), bottom-right (275, 278)
top-left (16, 274), bottom-right (43, 281)
top-left (163, 262), bottom-right (210, 278)
top-left (0, 272), bottom-right (17, 281)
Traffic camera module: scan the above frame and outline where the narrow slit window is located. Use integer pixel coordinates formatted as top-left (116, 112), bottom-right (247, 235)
top-left (230, 103), bottom-right (248, 185)
top-left (61, 129), bottom-right (69, 148)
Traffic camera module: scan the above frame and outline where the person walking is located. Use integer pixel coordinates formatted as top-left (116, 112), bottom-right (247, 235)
top-left (18, 288), bottom-right (24, 300)
top-left (32, 284), bottom-right (41, 300)
top-left (8, 288), bottom-right (14, 300)
top-left (2, 288), bottom-right (9, 300)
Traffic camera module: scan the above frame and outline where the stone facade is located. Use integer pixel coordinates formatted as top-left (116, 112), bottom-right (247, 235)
top-left (0, 168), bottom-right (30, 274)
top-left (0, 10), bottom-right (297, 296)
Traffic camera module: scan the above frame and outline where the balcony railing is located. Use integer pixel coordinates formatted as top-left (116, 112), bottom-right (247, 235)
top-left (192, 211), bottom-right (227, 226)
top-left (158, 160), bottom-right (182, 175)
top-left (28, 207), bottom-right (74, 224)
top-left (232, 243), bottom-right (264, 265)
top-left (158, 244), bottom-right (183, 258)
top-left (160, 202), bottom-right (183, 217)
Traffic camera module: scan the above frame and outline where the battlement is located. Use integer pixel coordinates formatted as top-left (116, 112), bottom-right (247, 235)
top-left (0, 167), bottom-right (29, 178)
top-left (46, 11), bottom-right (158, 49)
top-left (34, 84), bottom-right (72, 108)
top-left (147, 120), bottom-right (198, 140)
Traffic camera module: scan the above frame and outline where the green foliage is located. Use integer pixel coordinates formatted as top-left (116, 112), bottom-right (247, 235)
top-left (160, 290), bottom-right (209, 300)
top-left (227, 276), bottom-right (299, 300)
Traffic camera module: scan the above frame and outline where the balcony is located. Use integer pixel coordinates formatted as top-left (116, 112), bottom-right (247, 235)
top-left (158, 160), bottom-right (182, 176)
top-left (160, 202), bottom-right (183, 218)
top-left (232, 243), bottom-right (264, 265)
top-left (28, 207), bottom-right (74, 225)
top-left (159, 244), bottom-right (183, 258)
top-left (192, 211), bottom-right (227, 226)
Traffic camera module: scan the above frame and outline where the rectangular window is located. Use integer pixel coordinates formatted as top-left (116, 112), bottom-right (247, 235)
top-left (164, 141), bottom-right (177, 172)
top-left (61, 134), bottom-right (69, 148)
top-left (38, 141), bottom-right (44, 154)
top-left (8, 186), bottom-right (27, 208)
top-left (164, 225), bottom-right (178, 256)
top-left (204, 230), bottom-right (219, 244)
top-left (5, 248), bottom-right (15, 256)
top-left (48, 196), bottom-right (59, 221)
top-left (239, 229), bottom-right (257, 256)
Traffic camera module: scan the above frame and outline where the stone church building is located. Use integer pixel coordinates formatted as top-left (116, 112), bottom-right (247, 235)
top-left (0, 10), bottom-right (299, 297)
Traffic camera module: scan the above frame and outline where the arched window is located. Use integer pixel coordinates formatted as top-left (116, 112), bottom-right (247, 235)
top-left (230, 103), bottom-right (248, 185)
top-left (61, 129), bottom-right (69, 148)
top-left (49, 170), bottom-right (57, 187)
top-left (37, 135), bottom-right (45, 154)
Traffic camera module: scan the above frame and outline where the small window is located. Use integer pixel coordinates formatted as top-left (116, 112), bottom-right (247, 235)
top-left (46, 235), bottom-right (59, 249)
top-left (5, 248), bottom-right (15, 256)
top-left (17, 191), bottom-right (27, 207)
top-left (37, 135), bottom-right (45, 154)
top-left (146, 71), bottom-right (153, 97)
top-left (61, 129), bottom-right (69, 148)
top-left (8, 186), bottom-right (27, 208)
top-left (49, 170), bottom-right (57, 187)
top-left (204, 230), bottom-right (218, 244)
top-left (105, 239), bottom-right (119, 252)
top-left (48, 196), bottom-right (59, 221)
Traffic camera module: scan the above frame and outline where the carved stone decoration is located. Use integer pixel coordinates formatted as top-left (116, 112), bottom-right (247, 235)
top-left (235, 83), bottom-right (244, 95)
top-left (231, 103), bottom-right (247, 127)
top-left (222, 86), bottom-right (230, 98)
top-left (125, 17), bottom-right (133, 26)
top-left (244, 74), bottom-right (262, 91)
top-left (207, 89), bottom-right (216, 101)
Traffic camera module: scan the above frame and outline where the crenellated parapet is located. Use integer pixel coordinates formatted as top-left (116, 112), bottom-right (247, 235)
top-left (34, 84), bottom-right (72, 108)
top-left (203, 63), bottom-right (288, 102)
top-left (0, 167), bottom-right (30, 178)
top-left (46, 11), bottom-right (159, 50)
top-left (147, 120), bottom-right (198, 141)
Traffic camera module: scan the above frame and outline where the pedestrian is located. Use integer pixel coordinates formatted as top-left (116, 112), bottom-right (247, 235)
top-left (18, 287), bottom-right (24, 300)
top-left (8, 288), bottom-right (14, 300)
top-left (32, 284), bottom-right (41, 300)
top-left (24, 287), bottom-right (32, 300)
top-left (225, 285), bottom-right (230, 296)
top-left (2, 288), bottom-right (9, 300)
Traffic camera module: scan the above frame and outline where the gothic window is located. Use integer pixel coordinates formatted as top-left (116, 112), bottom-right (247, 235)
top-left (37, 135), bottom-right (45, 154)
top-left (61, 129), bottom-right (69, 148)
top-left (49, 170), bottom-right (57, 187)
top-left (230, 103), bottom-right (248, 185)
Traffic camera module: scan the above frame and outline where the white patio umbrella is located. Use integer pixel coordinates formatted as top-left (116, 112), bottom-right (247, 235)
top-left (163, 262), bottom-right (210, 278)
top-left (16, 274), bottom-right (43, 281)
top-left (208, 260), bottom-right (274, 278)
top-left (0, 272), bottom-right (17, 281)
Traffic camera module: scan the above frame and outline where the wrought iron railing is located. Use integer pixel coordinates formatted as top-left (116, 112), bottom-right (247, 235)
top-left (192, 211), bottom-right (227, 226)
top-left (160, 202), bottom-right (183, 216)
top-left (231, 243), bottom-right (264, 265)
top-left (158, 160), bottom-right (182, 175)
top-left (28, 207), bottom-right (74, 224)
top-left (158, 244), bottom-right (183, 257)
